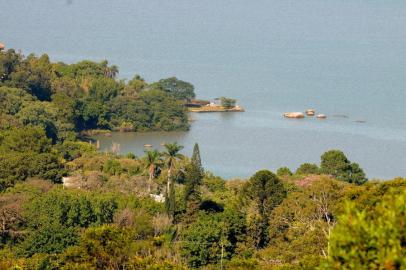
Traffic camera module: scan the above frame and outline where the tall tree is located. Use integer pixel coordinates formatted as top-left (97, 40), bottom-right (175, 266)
top-left (320, 150), bottom-right (367, 185)
top-left (163, 142), bottom-right (184, 217)
top-left (183, 161), bottom-right (204, 221)
top-left (242, 170), bottom-right (286, 248)
top-left (143, 150), bottom-right (162, 193)
top-left (183, 144), bottom-right (204, 220)
top-left (191, 143), bottom-right (203, 174)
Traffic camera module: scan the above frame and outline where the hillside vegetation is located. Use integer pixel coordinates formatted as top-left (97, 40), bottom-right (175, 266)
top-left (0, 49), bottom-right (193, 139)
top-left (0, 49), bottom-right (405, 269)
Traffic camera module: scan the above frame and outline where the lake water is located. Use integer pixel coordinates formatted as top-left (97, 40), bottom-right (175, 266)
top-left (2, 0), bottom-right (406, 179)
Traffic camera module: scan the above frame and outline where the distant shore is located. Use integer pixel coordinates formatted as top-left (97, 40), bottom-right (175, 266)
top-left (188, 105), bottom-right (245, 113)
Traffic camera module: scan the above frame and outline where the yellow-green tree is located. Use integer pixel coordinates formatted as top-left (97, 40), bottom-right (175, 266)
top-left (321, 189), bottom-right (406, 269)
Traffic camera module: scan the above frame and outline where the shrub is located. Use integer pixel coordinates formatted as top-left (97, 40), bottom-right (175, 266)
top-left (321, 189), bottom-right (406, 269)
top-left (296, 163), bottom-right (319, 175)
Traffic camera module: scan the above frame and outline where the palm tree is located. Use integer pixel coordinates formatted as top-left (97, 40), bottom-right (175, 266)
top-left (143, 150), bottom-right (162, 193)
top-left (163, 143), bottom-right (184, 196)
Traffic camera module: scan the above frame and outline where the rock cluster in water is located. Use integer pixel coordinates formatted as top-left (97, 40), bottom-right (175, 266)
top-left (283, 109), bottom-right (327, 119)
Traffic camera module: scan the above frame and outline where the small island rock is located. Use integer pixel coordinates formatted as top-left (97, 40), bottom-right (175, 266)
top-left (284, 112), bottom-right (305, 119)
top-left (306, 109), bottom-right (315, 116)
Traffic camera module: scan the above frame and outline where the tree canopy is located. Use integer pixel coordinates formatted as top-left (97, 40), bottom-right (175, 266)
top-left (0, 47), bottom-right (403, 270)
top-left (0, 49), bottom-right (192, 137)
top-left (152, 77), bottom-right (195, 100)
top-left (321, 150), bottom-right (367, 185)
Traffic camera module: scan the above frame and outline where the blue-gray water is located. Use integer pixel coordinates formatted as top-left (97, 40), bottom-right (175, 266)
top-left (2, 0), bottom-right (406, 179)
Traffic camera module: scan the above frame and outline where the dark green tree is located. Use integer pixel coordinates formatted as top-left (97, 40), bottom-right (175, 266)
top-left (296, 163), bottom-right (320, 175)
top-left (55, 59), bottom-right (117, 79)
top-left (166, 181), bottom-right (176, 221)
top-left (181, 210), bottom-right (246, 268)
top-left (349, 162), bottom-right (367, 185)
top-left (152, 77), bottom-right (195, 100)
top-left (18, 224), bottom-right (78, 257)
top-left (320, 150), bottom-right (367, 185)
top-left (191, 143), bottom-right (204, 175)
top-left (0, 86), bottom-right (35, 115)
top-left (8, 54), bottom-right (54, 101)
top-left (184, 162), bottom-right (204, 220)
top-left (243, 170), bottom-right (286, 248)
top-left (0, 49), bottom-right (22, 84)
top-left (0, 127), bottom-right (64, 190)
top-left (276, 167), bottom-right (293, 177)
top-left (88, 77), bottom-right (121, 103)
top-left (220, 97), bottom-right (237, 109)
top-left (81, 100), bottom-right (110, 129)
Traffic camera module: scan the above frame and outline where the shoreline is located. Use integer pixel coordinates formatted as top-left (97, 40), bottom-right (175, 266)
top-left (188, 106), bottom-right (245, 113)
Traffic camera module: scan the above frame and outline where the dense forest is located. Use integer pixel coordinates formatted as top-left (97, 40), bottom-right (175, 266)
top-left (0, 49), bottom-right (405, 269)
top-left (0, 48), bottom-right (194, 139)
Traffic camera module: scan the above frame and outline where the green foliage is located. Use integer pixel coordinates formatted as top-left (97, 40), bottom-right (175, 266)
top-left (58, 140), bottom-right (96, 161)
top-left (243, 170), bottom-right (286, 222)
top-left (123, 74), bottom-right (147, 96)
top-left (320, 150), bottom-right (367, 185)
top-left (296, 163), bottom-right (320, 175)
top-left (1, 49), bottom-right (190, 135)
top-left (181, 209), bottom-right (246, 268)
top-left (103, 159), bottom-right (123, 176)
top-left (0, 86), bottom-right (75, 141)
top-left (220, 97), bottom-right (237, 109)
top-left (16, 101), bottom-right (60, 141)
top-left (108, 90), bottom-right (189, 131)
top-left (263, 177), bottom-right (347, 269)
top-left (0, 86), bottom-right (35, 115)
top-left (88, 77), bottom-right (121, 103)
top-left (153, 77), bottom-right (195, 100)
top-left (137, 89), bottom-right (189, 131)
top-left (184, 161), bottom-right (204, 219)
top-left (0, 49), bottom-right (22, 84)
top-left (191, 143), bottom-right (204, 174)
top-left (126, 152), bottom-right (137, 159)
top-left (321, 189), bottom-right (406, 269)
top-left (3, 53), bottom-right (54, 101)
top-left (18, 224), bottom-right (78, 257)
top-left (143, 150), bottom-right (163, 177)
top-left (55, 59), bottom-right (118, 79)
top-left (346, 178), bottom-right (406, 212)
top-left (1, 47), bottom-right (404, 269)
top-left (81, 99), bottom-right (110, 129)
top-left (0, 126), bottom-right (51, 153)
top-left (242, 170), bottom-right (286, 248)
top-left (203, 174), bottom-right (226, 193)
top-left (24, 189), bottom-right (117, 229)
top-left (61, 225), bottom-right (135, 269)
top-left (276, 167), bottom-right (293, 177)
top-left (163, 142), bottom-right (184, 218)
top-left (0, 127), bottom-right (64, 190)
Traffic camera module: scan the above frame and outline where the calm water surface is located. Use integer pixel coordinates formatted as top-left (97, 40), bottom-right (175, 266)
top-left (2, 0), bottom-right (406, 179)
